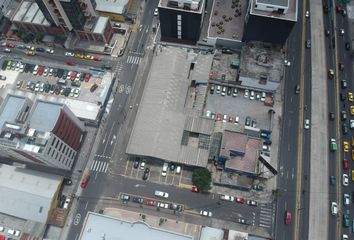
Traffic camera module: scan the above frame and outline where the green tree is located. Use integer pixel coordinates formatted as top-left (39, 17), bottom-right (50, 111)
top-left (192, 168), bottom-right (212, 191)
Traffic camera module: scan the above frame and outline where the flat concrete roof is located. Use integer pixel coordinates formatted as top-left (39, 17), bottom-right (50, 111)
top-left (159, 0), bottom-right (205, 13)
top-left (95, 0), bottom-right (128, 14)
top-left (222, 130), bottom-right (261, 174)
top-left (29, 101), bottom-right (62, 132)
top-left (126, 46), bottom-right (214, 167)
top-left (250, 0), bottom-right (297, 21)
top-left (257, 0), bottom-right (288, 7)
top-left (0, 95), bottom-right (26, 130)
top-left (12, 0), bottom-right (50, 25)
top-left (79, 212), bottom-right (193, 240)
top-left (0, 164), bottom-right (61, 223)
top-left (93, 16), bottom-right (108, 34)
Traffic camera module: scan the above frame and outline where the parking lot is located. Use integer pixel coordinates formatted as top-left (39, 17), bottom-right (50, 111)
top-left (0, 59), bottom-right (103, 103)
top-left (204, 84), bottom-right (273, 131)
top-left (112, 157), bottom-right (194, 189)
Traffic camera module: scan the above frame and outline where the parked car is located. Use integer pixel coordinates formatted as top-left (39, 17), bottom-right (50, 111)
top-left (245, 117), bottom-right (251, 126)
top-left (80, 174), bottom-right (90, 188)
top-left (246, 200), bottom-right (257, 206)
top-left (154, 190), bottom-right (169, 198)
top-left (142, 168), bottom-right (150, 180)
top-left (90, 84), bottom-right (98, 92)
top-left (191, 186), bottom-right (200, 193)
top-left (220, 195), bottom-right (234, 201)
top-left (235, 197), bottom-right (245, 204)
top-left (284, 211), bottom-right (291, 225)
top-left (63, 197), bottom-right (71, 209)
top-left (133, 158), bottom-right (140, 168)
top-left (200, 210), bottom-right (212, 217)
top-left (121, 194), bottom-right (130, 201)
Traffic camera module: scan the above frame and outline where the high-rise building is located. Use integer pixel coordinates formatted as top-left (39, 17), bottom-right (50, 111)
top-left (0, 0), bottom-right (11, 20)
top-left (0, 95), bottom-right (85, 170)
top-left (158, 0), bottom-right (206, 45)
top-left (34, 0), bottom-right (97, 31)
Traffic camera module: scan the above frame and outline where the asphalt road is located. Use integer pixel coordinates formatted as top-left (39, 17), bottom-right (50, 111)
top-left (274, 0), bottom-right (306, 239)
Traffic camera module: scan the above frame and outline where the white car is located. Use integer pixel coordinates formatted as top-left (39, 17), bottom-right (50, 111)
top-left (331, 202), bottom-right (338, 215)
top-left (284, 60), bottom-right (291, 66)
top-left (246, 200), bottom-right (257, 206)
top-left (74, 88), bottom-right (80, 98)
top-left (260, 92), bottom-right (266, 101)
top-left (43, 67), bottom-right (49, 77)
top-left (7, 229), bottom-right (21, 237)
top-left (155, 190), bottom-right (169, 198)
top-left (223, 114), bottom-right (227, 122)
top-left (343, 174), bottom-right (349, 186)
top-left (46, 48), bottom-right (54, 54)
top-left (343, 234), bottom-right (349, 240)
top-left (65, 52), bottom-right (74, 57)
top-left (176, 165), bottom-right (181, 174)
top-left (154, 8), bottom-right (158, 16)
top-left (140, 160), bottom-right (146, 170)
top-left (157, 202), bottom-right (169, 209)
top-left (70, 88), bottom-right (75, 97)
top-left (249, 91), bottom-right (255, 100)
top-left (304, 119), bottom-right (310, 129)
top-left (221, 86), bottom-right (226, 96)
top-left (4, 48), bottom-right (11, 53)
top-left (343, 193), bottom-right (350, 206)
top-left (200, 210), bottom-right (212, 217)
top-left (339, 28), bottom-right (345, 36)
top-left (63, 197), bottom-right (71, 209)
top-left (244, 89), bottom-right (249, 98)
top-left (350, 119), bottom-right (354, 129)
top-left (161, 162), bottom-right (168, 176)
top-left (234, 116), bottom-right (239, 124)
top-left (216, 85), bottom-right (221, 94)
top-left (305, 10), bottom-right (310, 18)
top-left (206, 110), bottom-right (211, 118)
top-left (220, 195), bottom-right (234, 201)
top-left (0, 226), bottom-right (3, 231)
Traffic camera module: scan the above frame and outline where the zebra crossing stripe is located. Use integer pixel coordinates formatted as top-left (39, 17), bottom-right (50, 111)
top-left (90, 160), bottom-right (109, 173)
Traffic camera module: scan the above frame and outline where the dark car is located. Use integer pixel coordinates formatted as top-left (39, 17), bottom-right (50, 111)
top-left (245, 117), bottom-right (251, 126)
top-left (343, 124), bottom-right (349, 135)
top-left (209, 84), bottom-right (215, 94)
top-left (295, 84), bottom-right (300, 94)
top-left (341, 111), bottom-right (347, 121)
top-left (263, 139), bottom-right (272, 145)
top-left (227, 87), bottom-right (232, 96)
top-left (341, 79), bottom-right (347, 89)
top-left (101, 65), bottom-right (112, 70)
top-left (35, 47), bottom-right (45, 52)
top-left (325, 29), bottom-right (330, 36)
top-left (90, 84), bottom-right (98, 92)
top-left (142, 168), bottom-right (150, 180)
top-left (58, 195), bottom-right (66, 208)
top-left (330, 175), bottom-right (336, 185)
top-left (339, 63), bottom-right (345, 71)
top-left (345, 42), bottom-right (350, 50)
top-left (323, 4), bottom-right (329, 13)
top-left (253, 184), bottom-right (264, 191)
top-left (169, 163), bottom-right (175, 172)
top-left (64, 177), bottom-right (72, 185)
top-left (221, 48), bottom-right (233, 54)
top-left (1, 60), bottom-right (8, 70)
top-left (132, 197), bottom-right (144, 204)
top-left (133, 158), bottom-right (140, 169)
top-left (306, 40), bottom-right (311, 48)
top-left (251, 119), bottom-right (257, 128)
top-left (329, 112), bottom-right (335, 120)
top-left (340, 93), bottom-right (346, 102)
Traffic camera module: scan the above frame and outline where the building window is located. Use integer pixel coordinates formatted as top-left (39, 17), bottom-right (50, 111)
top-left (177, 15), bottom-right (181, 20)
top-left (62, 145), bottom-right (66, 154)
top-left (59, 155), bottom-right (62, 163)
top-left (55, 152), bottom-right (58, 159)
top-left (51, 138), bottom-right (55, 146)
top-left (55, 139), bottom-right (59, 148)
top-left (47, 147), bottom-right (51, 155)
top-left (51, 150), bottom-right (55, 157)
top-left (66, 147), bottom-right (69, 155)
top-left (59, 142), bottom-right (63, 151)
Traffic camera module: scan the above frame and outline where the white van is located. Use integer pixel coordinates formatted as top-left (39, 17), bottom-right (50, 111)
top-left (33, 65), bottom-right (39, 75)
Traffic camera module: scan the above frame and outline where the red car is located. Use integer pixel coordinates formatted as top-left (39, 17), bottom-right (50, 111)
top-left (216, 113), bottom-right (222, 121)
top-left (228, 115), bottom-right (234, 123)
top-left (80, 174), bottom-right (90, 188)
top-left (235, 197), bottom-right (245, 204)
top-left (38, 66), bottom-right (44, 75)
top-left (284, 211), bottom-right (291, 225)
top-left (144, 199), bottom-right (156, 206)
top-left (84, 73), bottom-right (91, 82)
top-left (5, 42), bottom-right (15, 48)
top-left (343, 159), bottom-right (349, 170)
top-left (93, 55), bottom-right (102, 61)
top-left (336, 4), bottom-right (343, 13)
top-left (67, 60), bottom-right (76, 66)
top-left (191, 186), bottom-right (200, 193)
top-left (70, 71), bottom-right (77, 81)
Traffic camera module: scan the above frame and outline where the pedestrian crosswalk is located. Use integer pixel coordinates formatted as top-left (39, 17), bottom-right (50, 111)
top-left (126, 54), bottom-right (143, 65)
top-left (258, 204), bottom-right (275, 228)
top-left (90, 160), bottom-right (109, 173)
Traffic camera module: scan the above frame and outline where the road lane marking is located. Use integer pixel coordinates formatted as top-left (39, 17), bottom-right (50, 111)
top-left (84, 201), bottom-right (88, 210)
top-left (184, 223), bottom-right (189, 233)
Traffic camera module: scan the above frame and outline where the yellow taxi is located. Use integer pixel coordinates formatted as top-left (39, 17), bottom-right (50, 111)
top-left (25, 51), bottom-right (35, 56)
top-left (344, 141), bottom-right (349, 152)
top-left (352, 149), bottom-right (354, 160)
top-left (75, 53), bottom-right (84, 59)
top-left (352, 136), bottom-right (354, 147)
top-left (85, 54), bottom-right (94, 60)
top-left (352, 170), bottom-right (354, 181)
top-left (348, 92), bottom-right (354, 102)
top-left (351, 106), bottom-right (354, 115)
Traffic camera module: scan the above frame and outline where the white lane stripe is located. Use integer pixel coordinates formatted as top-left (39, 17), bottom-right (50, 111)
top-left (96, 161), bottom-right (102, 171)
top-left (103, 163), bottom-right (109, 172)
top-left (100, 162), bottom-right (107, 172)
top-left (259, 223), bottom-right (271, 228)
top-left (259, 216), bottom-right (272, 221)
top-left (91, 161), bottom-right (97, 170)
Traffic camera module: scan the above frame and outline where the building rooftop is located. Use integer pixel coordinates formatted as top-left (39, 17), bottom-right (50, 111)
top-left (95, 0), bottom-right (129, 14)
top-left (0, 95), bottom-right (26, 130)
top-left (92, 16), bottom-right (108, 34)
top-left (0, 164), bottom-right (61, 223)
top-left (221, 130), bottom-right (261, 174)
top-left (79, 212), bottom-right (193, 240)
top-left (250, 0), bottom-right (297, 21)
top-left (29, 101), bottom-right (62, 132)
top-left (127, 46), bottom-right (214, 167)
top-left (207, 0), bottom-right (247, 41)
top-left (159, 0), bottom-right (205, 13)
top-left (12, 1), bottom-right (50, 25)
